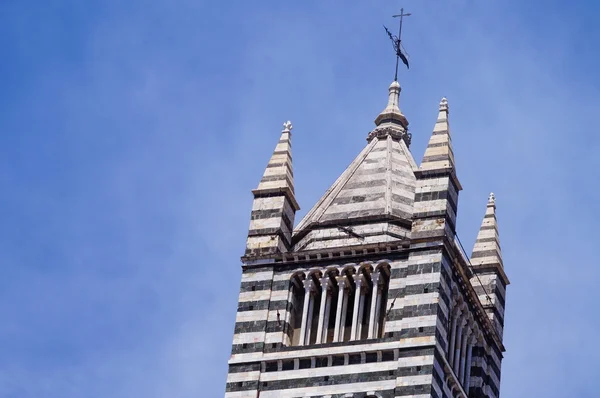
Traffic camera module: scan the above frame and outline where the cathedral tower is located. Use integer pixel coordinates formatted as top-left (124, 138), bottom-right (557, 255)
top-left (226, 81), bottom-right (509, 397)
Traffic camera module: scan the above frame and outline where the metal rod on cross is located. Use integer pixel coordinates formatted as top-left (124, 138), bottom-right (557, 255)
top-left (386, 8), bottom-right (411, 82)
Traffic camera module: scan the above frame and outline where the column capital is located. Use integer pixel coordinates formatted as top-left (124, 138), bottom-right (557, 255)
top-left (320, 276), bottom-right (332, 291)
top-left (371, 271), bottom-right (381, 285)
top-left (466, 315), bottom-right (476, 327)
top-left (465, 327), bottom-right (474, 338)
top-left (303, 278), bottom-right (316, 293)
top-left (453, 306), bottom-right (463, 317)
top-left (336, 275), bottom-right (349, 289)
top-left (353, 274), bottom-right (365, 289)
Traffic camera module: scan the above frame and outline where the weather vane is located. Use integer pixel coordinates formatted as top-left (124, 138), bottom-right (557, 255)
top-left (383, 7), bottom-right (411, 82)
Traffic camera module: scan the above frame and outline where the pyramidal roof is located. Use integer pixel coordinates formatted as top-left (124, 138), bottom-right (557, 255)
top-left (294, 82), bottom-right (417, 234)
top-left (471, 193), bottom-right (503, 268)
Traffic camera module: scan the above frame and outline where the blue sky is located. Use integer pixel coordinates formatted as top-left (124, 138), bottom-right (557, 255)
top-left (1, 1), bottom-right (599, 397)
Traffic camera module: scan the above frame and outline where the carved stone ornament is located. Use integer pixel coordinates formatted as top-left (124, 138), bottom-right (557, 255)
top-left (367, 126), bottom-right (411, 147)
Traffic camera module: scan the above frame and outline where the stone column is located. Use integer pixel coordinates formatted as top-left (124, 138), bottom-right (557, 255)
top-left (356, 282), bottom-right (366, 339)
top-left (339, 284), bottom-right (349, 341)
top-left (368, 272), bottom-right (381, 339)
top-left (453, 317), bottom-right (466, 372)
top-left (283, 285), bottom-right (294, 345)
top-left (333, 276), bottom-right (348, 343)
top-left (350, 275), bottom-right (364, 340)
top-left (464, 335), bottom-right (476, 390)
top-left (316, 277), bottom-right (331, 344)
top-left (299, 279), bottom-right (315, 346)
top-left (459, 325), bottom-right (473, 383)
top-left (448, 308), bottom-right (461, 365)
top-left (321, 285), bottom-right (332, 343)
top-left (305, 284), bottom-right (316, 345)
top-left (373, 279), bottom-right (384, 337)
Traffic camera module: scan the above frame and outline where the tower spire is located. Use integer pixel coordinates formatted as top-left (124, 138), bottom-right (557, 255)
top-left (411, 97), bottom-right (462, 242)
top-left (244, 121), bottom-right (299, 258)
top-left (471, 192), bottom-right (503, 269)
top-left (470, 192), bottom-right (510, 339)
top-left (420, 97), bottom-right (456, 172)
top-left (253, 121), bottom-right (298, 202)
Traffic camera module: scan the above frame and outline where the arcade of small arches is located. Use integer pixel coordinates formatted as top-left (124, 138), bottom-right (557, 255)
top-left (447, 289), bottom-right (485, 392)
top-left (286, 262), bottom-right (391, 346)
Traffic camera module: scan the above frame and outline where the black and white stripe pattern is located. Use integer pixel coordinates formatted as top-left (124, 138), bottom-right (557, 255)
top-left (229, 85), bottom-right (510, 397)
top-left (412, 98), bottom-right (462, 243)
top-left (227, 251), bottom-right (460, 397)
top-left (245, 122), bottom-right (300, 257)
top-left (469, 193), bottom-right (509, 340)
top-left (293, 83), bottom-right (417, 253)
top-left (293, 135), bottom-right (416, 244)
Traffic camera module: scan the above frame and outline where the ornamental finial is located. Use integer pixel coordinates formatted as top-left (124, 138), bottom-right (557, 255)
top-left (282, 121), bottom-right (293, 133)
top-left (488, 192), bottom-right (496, 205)
top-left (383, 8), bottom-right (412, 82)
top-left (439, 97), bottom-right (449, 111)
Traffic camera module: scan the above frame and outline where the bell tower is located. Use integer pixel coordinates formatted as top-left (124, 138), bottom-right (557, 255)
top-left (225, 12), bottom-right (509, 398)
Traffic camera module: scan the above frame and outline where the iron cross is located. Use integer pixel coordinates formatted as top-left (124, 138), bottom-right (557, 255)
top-left (392, 8), bottom-right (411, 81)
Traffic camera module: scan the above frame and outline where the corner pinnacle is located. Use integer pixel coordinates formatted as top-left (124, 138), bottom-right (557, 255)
top-left (282, 120), bottom-right (293, 133)
top-left (439, 97), bottom-right (449, 111)
top-left (488, 192), bottom-right (496, 206)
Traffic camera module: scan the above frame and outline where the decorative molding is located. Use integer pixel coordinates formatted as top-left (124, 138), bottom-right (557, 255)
top-left (366, 126), bottom-right (412, 146)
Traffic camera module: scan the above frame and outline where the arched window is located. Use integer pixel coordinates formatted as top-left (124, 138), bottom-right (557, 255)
top-left (287, 263), bottom-right (390, 346)
top-left (304, 271), bottom-right (322, 345)
top-left (288, 273), bottom-right (305, 346)
top-left (375, 264), bottom-right (390, 338)
top-left (317, 269), bottom-right (338, 344)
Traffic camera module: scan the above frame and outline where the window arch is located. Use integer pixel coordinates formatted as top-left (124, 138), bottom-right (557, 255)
top-left (447, 288), bottom-right (482, 390)
top-left (287, 262), bottom-right (390, 346)
top-left (288, 272), bottom-right (306, 346)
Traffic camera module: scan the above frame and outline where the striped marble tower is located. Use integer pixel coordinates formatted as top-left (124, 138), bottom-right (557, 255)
top-left (245, 121), bottom-right (300, 257)
top-left (227, 83), bottom-right (509, 398)
top-left (229, 122), bottom-right (300, 398)
top-left (392, 97), bottom-right (466, 397)
top-left (470, 193), bottom-right (510, 339)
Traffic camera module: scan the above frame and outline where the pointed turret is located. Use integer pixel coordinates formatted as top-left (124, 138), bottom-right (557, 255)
top-left (471, 193), bottom-right (503, 268)
top-left (244, 121), bottom-right (300, 258)
top-left (411, 98), bottom-right (462, 243)
top-left (420, 98), bottom-right (455, 171)
top-left (470, 193), bottom-right (510, 339)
